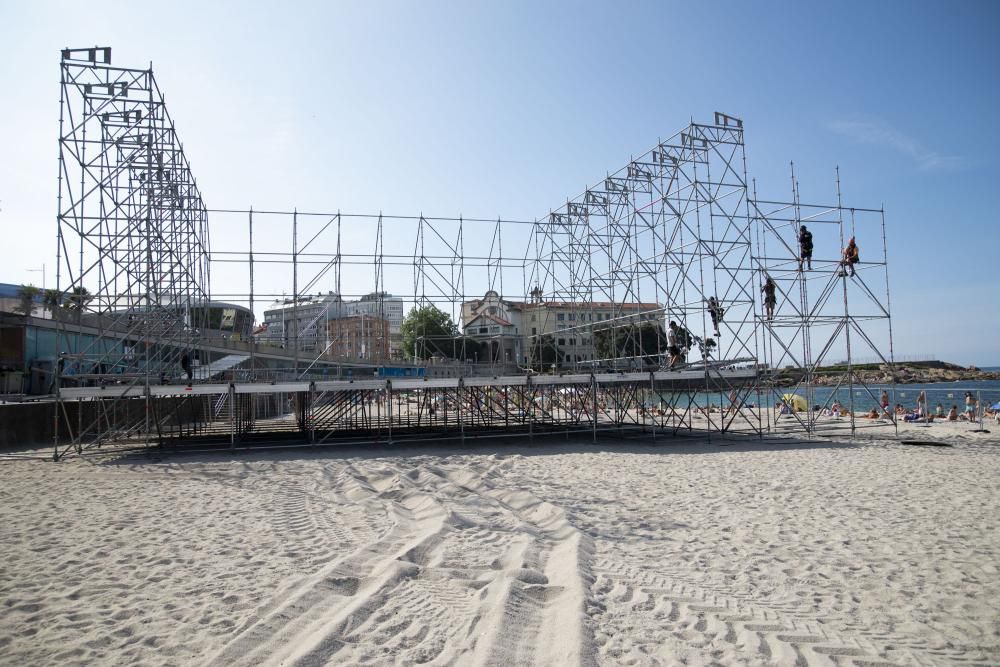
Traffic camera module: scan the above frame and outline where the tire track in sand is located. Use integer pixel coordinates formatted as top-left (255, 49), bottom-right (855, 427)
top-left (207, 457), bottom-right (595, 666)
top-left (590, 557), bottom-right (905, 666)
top-left (206, 462), bottom-right (444, 666)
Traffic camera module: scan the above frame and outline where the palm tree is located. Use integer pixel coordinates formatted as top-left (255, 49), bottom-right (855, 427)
top-left (13, 284), bottom-right (40, 316)
top-left (67, 286), bottom-right (92, 311)
top-left (42, 289), bottom-right (62, 318)
top-left (61, 286), bottom-right (92, 325)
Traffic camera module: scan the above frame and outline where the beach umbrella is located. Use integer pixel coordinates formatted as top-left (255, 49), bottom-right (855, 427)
top-left (992, 401), bottom-right (1000, 410)
top-left (781, 393), bottom-right (807, 412)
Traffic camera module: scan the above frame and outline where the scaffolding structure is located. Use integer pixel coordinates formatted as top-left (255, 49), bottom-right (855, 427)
top-left (53, 47), bottom-right (211, 457)
top-left (51, 48), bottom-right (895, 460)
top-left (751, 170), bottom-right (895, 437)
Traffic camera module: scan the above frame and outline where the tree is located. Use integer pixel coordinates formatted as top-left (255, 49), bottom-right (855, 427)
top-left (594, 322), bottom-right (666, 366)
top-left (401, 305), bottom-right (459, 360)
top-left (527, 333), bottom-right (564, 370)
top-left (42, 289), bottom-right (62, 317)
top-left (66, 286), bottom-right (92, 312)
top-left (452, 336), bottom-right (486, 362)
top-left (13, 284), bottom-right (39, 316)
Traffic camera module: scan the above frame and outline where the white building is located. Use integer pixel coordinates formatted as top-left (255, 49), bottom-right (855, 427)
top-left (260, 291), bottom-right (404, 358)
top-left (462, 289), bottom-right (664, 366)
top-left (460, 290), bottom-right (524, 364)
top-left (261, 292), bottom-right (343, 352)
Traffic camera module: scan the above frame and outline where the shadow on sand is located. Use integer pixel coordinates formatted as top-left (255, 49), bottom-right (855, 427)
top-left (89, 431), bottom-right (861, 468)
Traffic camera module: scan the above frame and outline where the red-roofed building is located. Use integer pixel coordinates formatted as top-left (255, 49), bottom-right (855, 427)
top-left (461, 289), bottom-right (664, 366)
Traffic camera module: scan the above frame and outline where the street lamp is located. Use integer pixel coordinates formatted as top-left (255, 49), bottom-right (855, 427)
top-left (27, 264), bottom-right (45, 290)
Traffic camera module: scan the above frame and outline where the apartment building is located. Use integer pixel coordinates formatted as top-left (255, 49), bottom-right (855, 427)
top-left (261, 291), bottom-right (404, 357)
top-left (327, 314), bottom-right (390, 361)
top-left (260, 292), bottom-right (343, 352)
top-left (344, 292), bottom-right (404, 357)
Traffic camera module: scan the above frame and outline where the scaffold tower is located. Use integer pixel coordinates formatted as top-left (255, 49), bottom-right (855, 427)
top-left (54, 47), bottom-right (210, 457)
top-left (50, 47), bottom-right (894, 459)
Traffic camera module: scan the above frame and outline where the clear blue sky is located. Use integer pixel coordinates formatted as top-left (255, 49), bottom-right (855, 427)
top-left (0, 1), bottom-right (997, 364)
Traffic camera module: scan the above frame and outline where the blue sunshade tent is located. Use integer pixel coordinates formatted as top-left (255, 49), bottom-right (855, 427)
top-left (992, 402), bottom-right (1000, 410)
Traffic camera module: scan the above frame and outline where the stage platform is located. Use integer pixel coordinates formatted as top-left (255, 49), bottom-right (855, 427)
top-left (58, 366), bottom-right (759, 400)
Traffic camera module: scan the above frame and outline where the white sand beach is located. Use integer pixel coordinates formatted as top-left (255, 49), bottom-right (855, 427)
top-left (1, 427), bottom-right (998, 666)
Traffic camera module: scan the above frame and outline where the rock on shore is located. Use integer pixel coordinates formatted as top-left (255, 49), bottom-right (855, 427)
top-left (777, 360), bottom-right (999, 386)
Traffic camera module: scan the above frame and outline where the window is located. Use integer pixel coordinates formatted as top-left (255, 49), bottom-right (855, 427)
top-left (557, 313), bottom-right (565, 321)
top-left (558, 338), bottom-right (565, 346)
top-left (479, 327), bottom-right (488, 334)
top-left (569, 338), bottom-right (576, 346)
top-left (531, 314), bottom-right (536, 322)
top-left (568, 313), bottom-right (576, 321)
top-left (531, 327), bottom-right (537, 335)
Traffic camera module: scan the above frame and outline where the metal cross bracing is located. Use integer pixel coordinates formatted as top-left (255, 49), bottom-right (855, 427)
top-left (48, 48), bottom-right (894, 459)
top-left (53, 47), bottom-right (211, 459)
top-left (750, 167), bottom-right (897, 438)
top-left (525, 112), bottom-right (764, 422)
top-left (528, 114), bottom-right (760, 368)
top-left (57, 367), bottom-right (760, 455)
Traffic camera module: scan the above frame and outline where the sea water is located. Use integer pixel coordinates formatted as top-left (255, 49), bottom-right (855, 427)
top-left (664, 379), bottom-right (1000, 410)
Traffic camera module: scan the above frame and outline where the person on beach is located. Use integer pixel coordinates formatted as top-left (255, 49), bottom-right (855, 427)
top-left (840, 237), bottom-right (859, 277)
top-left (762, 276), bottom-right (777, 321)
top-left (916, 391), bottom-right (927, 417)
top-left (880, 390), bottom-right (890, 414)
top-left (935, 403), bottom-right (945, 418)
top-left (948, 405), bottom-right (959, 421)
top-left (798, 225), bottom-right (813, 271)
top-left (965, 392), bottom-right (976, 421)
top-left (706, 296), bottom-right (724, 336)
top-left (905, 409), bottom-right (932, 423)
top-left (832, 399), bottom-right (843, 417)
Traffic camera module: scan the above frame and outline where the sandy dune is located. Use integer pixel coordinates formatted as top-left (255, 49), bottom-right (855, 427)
top-left (1, 430), bottom-right (998, 665)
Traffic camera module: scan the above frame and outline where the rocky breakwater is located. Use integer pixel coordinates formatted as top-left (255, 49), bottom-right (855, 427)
top-left (777, 361), bottom-right (1000, 387)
